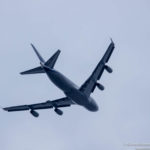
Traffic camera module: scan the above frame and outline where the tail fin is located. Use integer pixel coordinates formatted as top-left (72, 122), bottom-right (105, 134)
top-left (20, 44), bottom-right (61, 75)
top-left (31, 44), bottom-right (45, 63)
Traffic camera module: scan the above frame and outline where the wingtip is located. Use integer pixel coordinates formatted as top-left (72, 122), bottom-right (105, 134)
top-left (55, 49), bottom-right (61, 55)
top-left (57, 49), bottom-right (61, 53)
top-left (3, 108), bottom-right (7, 111)
top-left (110, 38), bottom-right (114, 44)
top-left (30, 43), bottom-right (34, 47)
top-left (20, 72), bottom-right (24, 75)
top-left (0, 106), bottom-right (7, 111)
top-left (30, 43), bottom-right (36, 50)
top-left (109, 38), bottom-right (115, 48)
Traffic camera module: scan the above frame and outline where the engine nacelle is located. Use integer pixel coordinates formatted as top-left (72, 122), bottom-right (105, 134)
top-left (105, 65), bottom-right (113, 73)
top-left (96, 83), bottom-right (105, 91)
top-left (30, 110), bottom-right (39, 117)
top-left (54, 108), bottom-right (63, 116)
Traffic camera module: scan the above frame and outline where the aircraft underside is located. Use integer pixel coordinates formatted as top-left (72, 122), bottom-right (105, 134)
top-left (3, 40), bottom-right (115, 117)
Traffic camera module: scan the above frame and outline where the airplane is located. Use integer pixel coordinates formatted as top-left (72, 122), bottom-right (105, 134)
top-left (3, 40), bottom-right (115, 117)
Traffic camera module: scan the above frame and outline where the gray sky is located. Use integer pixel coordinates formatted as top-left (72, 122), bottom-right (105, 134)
top-left (0, 0), bottom-right (150, 150)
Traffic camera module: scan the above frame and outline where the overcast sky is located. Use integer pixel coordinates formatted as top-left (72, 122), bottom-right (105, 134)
top-left (0, 0), bottom-right (150, 150)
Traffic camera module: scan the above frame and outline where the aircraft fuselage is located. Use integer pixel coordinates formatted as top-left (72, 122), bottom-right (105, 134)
top-left (43, 67), bottom-right (99, 112)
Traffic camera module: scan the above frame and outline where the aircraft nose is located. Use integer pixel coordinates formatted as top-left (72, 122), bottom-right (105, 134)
top-left (85, 100), bottom-right (99, 112)
top-left (93, 102), bottom-right (99, 112)
top-left (90, 98), bottom-right (99, 112)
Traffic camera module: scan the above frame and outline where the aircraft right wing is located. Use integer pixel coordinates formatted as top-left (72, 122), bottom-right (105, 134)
top-left (80, 40), bottom-right (115, 96)
top-left (3, 97), bottom-right (75, 116)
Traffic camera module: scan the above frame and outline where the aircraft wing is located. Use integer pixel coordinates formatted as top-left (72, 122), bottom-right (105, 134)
top-left (3, 97), bottom-right (75, 112)
top-left (80, 40), bottom-right (115, 96)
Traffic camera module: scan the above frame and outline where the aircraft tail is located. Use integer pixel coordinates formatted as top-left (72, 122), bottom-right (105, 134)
top-left (20, 44), bottom-right (61, 75)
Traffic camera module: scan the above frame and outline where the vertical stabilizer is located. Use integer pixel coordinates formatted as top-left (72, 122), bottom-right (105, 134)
top-left (31, 44), bottom-right (45, 63)
top-left (20, 45), bottom-right (61, 75)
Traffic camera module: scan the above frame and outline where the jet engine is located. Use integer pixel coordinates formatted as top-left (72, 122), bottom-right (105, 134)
top-left (30, 110), bottom-right (39, 117)
top-left (54, 108), bottom-right (63, 116)
top-left (105, 65), bottom-right (113, 73)
top-left (96, 83), bottom-right (105, 91)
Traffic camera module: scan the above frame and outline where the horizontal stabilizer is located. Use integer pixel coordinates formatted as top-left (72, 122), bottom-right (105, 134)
top-left (20, 44), bottom-right (61, 75)
top-left (20, 66), bottom-right (45, 75)
top-left (45, 50), bottom-right (61, 68)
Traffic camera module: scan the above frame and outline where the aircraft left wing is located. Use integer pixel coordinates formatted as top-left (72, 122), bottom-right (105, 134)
top-left (3, 97), bottom-right (75, 116)
top-left (80, 40), bottom-right (115, 96)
